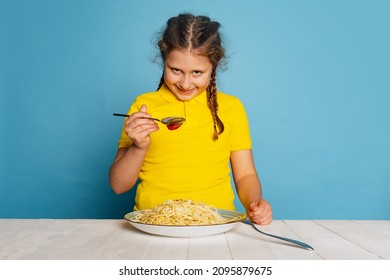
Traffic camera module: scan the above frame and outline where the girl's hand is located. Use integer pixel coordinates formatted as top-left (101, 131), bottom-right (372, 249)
top-left (123, 104), bottom-right (159, 150)
top-left (248, 199), bottom-right (272, 225)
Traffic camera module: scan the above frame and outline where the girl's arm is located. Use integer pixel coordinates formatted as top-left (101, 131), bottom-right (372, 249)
top-left (109, 146), bottom-right (148, 194)
top-left (109, 105), bottom-right (159, 194)
top-left (230, 149), bottom-right (272, 225)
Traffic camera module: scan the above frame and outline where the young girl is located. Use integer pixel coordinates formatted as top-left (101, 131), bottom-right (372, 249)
top-left (109, 13), bottom-right (272, 225)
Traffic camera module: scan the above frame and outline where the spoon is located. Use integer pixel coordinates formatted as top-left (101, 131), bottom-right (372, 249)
top-left (244, 219), bottom-right (314, 251)
top-left (113, 113), bottom-right (185, 130)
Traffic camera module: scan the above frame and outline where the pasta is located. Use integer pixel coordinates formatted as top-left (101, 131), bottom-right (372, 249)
top-left (132, 199), bottom-right (241, 226)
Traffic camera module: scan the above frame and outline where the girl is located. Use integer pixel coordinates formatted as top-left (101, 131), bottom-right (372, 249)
top-left (109, 13), bottom-right (272, 225)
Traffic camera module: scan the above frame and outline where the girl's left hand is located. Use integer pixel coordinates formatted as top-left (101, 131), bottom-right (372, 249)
top-left (248, 199), bottom-right (272, 225)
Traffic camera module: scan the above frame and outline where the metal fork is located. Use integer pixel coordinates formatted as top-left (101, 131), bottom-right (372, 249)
top-left (243, 219), bottom-right (314, 251)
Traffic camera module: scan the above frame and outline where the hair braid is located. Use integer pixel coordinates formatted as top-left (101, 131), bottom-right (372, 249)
top-left (207, 70), bottom-right (224, 140)
top-left (157, 73), bottom-right (165, 90)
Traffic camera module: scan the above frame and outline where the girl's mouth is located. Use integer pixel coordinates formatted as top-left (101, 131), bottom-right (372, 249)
top-left (176, 86), bottom-right (196, 95)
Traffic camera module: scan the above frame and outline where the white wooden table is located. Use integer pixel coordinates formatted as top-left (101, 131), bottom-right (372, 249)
top-left (0, 219), bottom-right (389, 260)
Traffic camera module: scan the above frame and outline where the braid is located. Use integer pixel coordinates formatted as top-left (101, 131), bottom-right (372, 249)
top-left (207, 70), bottom-right (224, 140)
top-left (157, 73), bottom-right (165, 90)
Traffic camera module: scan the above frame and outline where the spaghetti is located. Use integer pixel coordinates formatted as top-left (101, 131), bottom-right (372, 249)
top-left (131, 199), bottom-right (242, 226)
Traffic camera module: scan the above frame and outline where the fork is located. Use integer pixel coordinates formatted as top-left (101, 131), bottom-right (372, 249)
top-left (243, 219), bottom-right (314, 251)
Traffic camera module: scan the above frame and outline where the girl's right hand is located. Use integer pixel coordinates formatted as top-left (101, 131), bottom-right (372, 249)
top-left (123, 104), bottom-right (159, 150)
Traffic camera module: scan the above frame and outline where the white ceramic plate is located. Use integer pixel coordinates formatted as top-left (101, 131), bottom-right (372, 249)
top-left (124, 209), bottom-right (246, 237)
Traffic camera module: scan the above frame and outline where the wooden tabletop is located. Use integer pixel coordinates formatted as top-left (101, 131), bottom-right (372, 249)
top-left (0, 219), bottom-right (388, 260)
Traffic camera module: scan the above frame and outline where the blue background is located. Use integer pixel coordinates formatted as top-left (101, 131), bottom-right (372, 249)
top-left (1, 0), bottom-right (389, 219)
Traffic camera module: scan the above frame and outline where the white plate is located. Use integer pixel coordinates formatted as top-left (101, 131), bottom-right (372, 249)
top-left (124, 209), bottom-right (246, 237)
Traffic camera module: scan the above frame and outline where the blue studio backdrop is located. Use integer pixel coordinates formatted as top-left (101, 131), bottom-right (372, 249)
top-left (1, 0), bottom-right (389, 219)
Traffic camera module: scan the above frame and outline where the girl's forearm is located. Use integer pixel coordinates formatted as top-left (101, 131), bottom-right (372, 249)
top-left (235, 174), bottom-right (263, 210)
top-left (109, 146), bottom-right (147, 194)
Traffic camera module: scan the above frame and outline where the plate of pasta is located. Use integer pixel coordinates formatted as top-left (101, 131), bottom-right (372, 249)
top-left (124, 199), bottom-right (246, 237)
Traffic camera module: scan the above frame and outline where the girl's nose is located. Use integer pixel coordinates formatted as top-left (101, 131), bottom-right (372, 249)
top-left (179, 75), bottom-right (191, 89)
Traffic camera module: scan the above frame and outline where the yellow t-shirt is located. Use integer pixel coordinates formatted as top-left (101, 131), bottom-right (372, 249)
top-left (118, 84), bottom-right (252, 210)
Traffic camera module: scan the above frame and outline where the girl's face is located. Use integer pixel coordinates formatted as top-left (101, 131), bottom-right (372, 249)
top-left (164, 48), bottom-right (213, 101)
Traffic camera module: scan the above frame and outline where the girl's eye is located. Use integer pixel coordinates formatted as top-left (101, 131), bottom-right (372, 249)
top-left (193, 71), bottom-right (202, 76)
top-left (171, 68), bottom-right (181, 74)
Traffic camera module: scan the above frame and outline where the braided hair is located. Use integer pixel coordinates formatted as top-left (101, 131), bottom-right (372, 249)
top-left (157, 13), bottom-right (225, 140)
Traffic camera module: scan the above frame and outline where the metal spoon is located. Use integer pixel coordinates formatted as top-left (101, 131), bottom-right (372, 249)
top-left (244, 219), bottom-right (314, 251)
top-left (113, 113), bottom-right (185, 130)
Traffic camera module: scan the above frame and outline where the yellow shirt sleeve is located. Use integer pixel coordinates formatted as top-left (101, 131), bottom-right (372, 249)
top-left (117, 95), bottom-right (146, 148)
top-left (223, 95), bottom-right (252, 151)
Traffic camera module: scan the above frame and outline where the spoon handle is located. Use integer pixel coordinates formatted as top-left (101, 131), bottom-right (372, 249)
top-left (113, 114), bottom-right (161, 122)
top-left (244, 220), bottom-right (314, 251)
top-left (144, 117), bottom-right (161, 122)
top-left (113, 113), bottom-right (130, 117)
